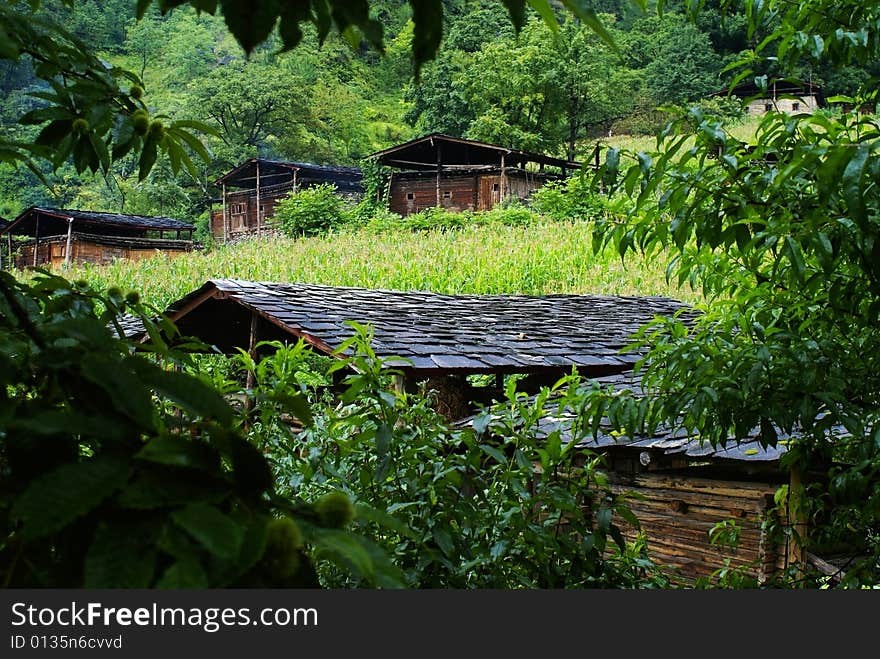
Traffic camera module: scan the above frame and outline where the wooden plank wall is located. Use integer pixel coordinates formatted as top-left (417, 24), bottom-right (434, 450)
top-left (390, 176), bottom-right (478, 216)
top-left (609, 472), bottom-right (783, 584)
top-left (12, 238), bottom-right (192, 268)
top-left (391, 172), bottom-right (551, 216)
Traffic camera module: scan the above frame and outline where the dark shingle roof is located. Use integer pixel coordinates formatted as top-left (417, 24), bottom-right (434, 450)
top-left (214, 159), bottom-right (364, 190)
top-left (1, 207), bottom-right (194, 237)
top-left (458, 372), bottom-right (848, 464)
top-left (124, 279), bottom-right (695, 377)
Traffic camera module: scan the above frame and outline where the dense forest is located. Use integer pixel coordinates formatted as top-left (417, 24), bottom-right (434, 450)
top-left (0, 0), bottom-right (874, 231)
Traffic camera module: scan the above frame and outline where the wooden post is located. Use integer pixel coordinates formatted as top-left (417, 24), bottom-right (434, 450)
top-left (32, 215), bottom-right (39, 267)
top-left (64, 218), bottom-right (73, 268)
top-left (292, 169), bottom-right (298, 193)
top-left (255, 160), bottom-right (262, 234)
top-left (392, 374), bottom-right (406, 394)
top-left (244, 312), bottom-right (259, 422)
top-left (500, 153), bottom-right (506, 204)
top-left (7, 234), bottom-right (12, 270)
top-left (435, 142), bottom-right (442, 207)
top-left (222, 183), bottom-right (229, 242)
top-left (786, 463), bottom-right (807, 580)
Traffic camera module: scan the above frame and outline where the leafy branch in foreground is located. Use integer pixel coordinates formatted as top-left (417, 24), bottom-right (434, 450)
top-left (0, 1), bottom-right (217, 182)
top-left (0, 271), bottom-right (400, 588)
top-left (581, 0), bottom-right (880, 584)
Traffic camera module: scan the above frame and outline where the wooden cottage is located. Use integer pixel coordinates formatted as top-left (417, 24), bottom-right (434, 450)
top-left (210, 159), bottom-right (364, 242)
top-left (367, 134), bottom-right (580, 216)
top-left (712, 80), bottom-right (825, 116)
top-left (117, 278), bottom-right (851, 585)
top-left (1, 207), bottom-right (196, 269)
top-left (118, 278), bottom-right (690, 403)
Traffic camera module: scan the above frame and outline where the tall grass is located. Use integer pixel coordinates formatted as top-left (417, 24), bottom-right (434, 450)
top-left (44, 220), bottom-right (699, 309)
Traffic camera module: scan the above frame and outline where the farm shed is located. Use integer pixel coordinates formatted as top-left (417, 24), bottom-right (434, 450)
top-left (119, 278), bottom-right (691, 407)
top-left (1, 207), bottom-right (196, 269)
top-left (210, 159), bottom-right (364, 242)
top-left (367, 134), bottom-right (581, 216)
top-left (459, 371), bottom-right (850, 585)
top-left (712, 80), bottom-right (825, 116)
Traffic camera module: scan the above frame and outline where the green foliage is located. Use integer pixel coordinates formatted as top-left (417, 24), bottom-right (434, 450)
top-left (0, 271), bottom-right (400, 588)
top-left (581, 0), bottom-right (880, 585)
top-left (242, 324), bottom-right (669, 588)
top-left (530, 173), bottom-right (612, 222)
top-left (275, 183), bottom-right (353, 237)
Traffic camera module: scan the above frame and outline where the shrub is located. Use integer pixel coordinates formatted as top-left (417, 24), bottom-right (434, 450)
top-left (275, 183), bottom-right (352, 237)
top-left (0, 272), bottom-right (402, 588)
top-left (531, 174), bottom-right (610, 222)
top-left (236, 324), bottom-right (670, 588)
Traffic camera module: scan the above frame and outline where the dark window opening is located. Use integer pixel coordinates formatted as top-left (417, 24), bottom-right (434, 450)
top-left (443, 191), bottom-right (451, 199)
top-left (764, 103), bottom-right (773, 112)
top-left (492, 183), bottom-right (499, 192)
top-left (406, 192), bottom-right (414, 200)
top-left (792, 102), bottom-right (800, 111)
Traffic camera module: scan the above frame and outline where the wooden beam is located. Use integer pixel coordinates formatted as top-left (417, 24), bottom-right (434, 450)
top-left (64, 218), bottom-right (73, 268)
top-left (32, 215), bottom-right (39, 267)
top-left (786, 462), bottom-right (807, 579)
top-left (222, 183), bottom-right (229, 242)
top-left (256, 160), bottom-right (262, 233)
top-left (500, 153), bottom-right (506, 204)
top-left (436, 141), bottom-right (442, 207)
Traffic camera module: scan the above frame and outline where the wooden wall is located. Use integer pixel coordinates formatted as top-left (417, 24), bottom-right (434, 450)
top-left (389, 171), bottom-right (549, 216)
top-left (609, 471), bottom-right (783, 584)
top-left (11, 236), bottom-right (194, 268)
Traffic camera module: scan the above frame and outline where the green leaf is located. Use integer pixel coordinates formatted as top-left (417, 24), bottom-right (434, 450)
top-left (375, 422), bottom-right (391, 457)
top-left (138, 130), bottom-right (158, 181)
top-left (85, 522), bottom-right (157, 587)
top-left (220, 0), bottom-right (280, 54)
top-left (432, 526), bottom-right (455, 557)
top-left (136, 435), bottom-right (221, 471)
top-left (156, 557), bottom-right (210, 588)
top-left (559, 2), bottom-right (618, 53)
top-left (479, 443), bottom-right (508, 464)
top-left (12, 459), bottom-right (129, 541)
top-left (133, 361), bottom-right (233, 424)
top-left (313, 528), bottom-right (375, 579)
top-left (171, 502), bottom-right (244, 559)
top-left (354, 503), bottom-right (417, 540)
top-left (842, 143), bottom-right (869, 227)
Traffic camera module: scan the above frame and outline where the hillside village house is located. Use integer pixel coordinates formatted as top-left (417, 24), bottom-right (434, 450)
top-left (210, 159), bottom-right (363, 242)
top-left (367, 133), bottom-right (581, 217)
top-left (713, 80), bottom-right (825, 116)
top-left (1, 207), bottom-right (196, 269)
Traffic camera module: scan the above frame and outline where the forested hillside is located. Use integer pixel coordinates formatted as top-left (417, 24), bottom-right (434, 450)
top-left (1, 0), bottom-right (874, 229)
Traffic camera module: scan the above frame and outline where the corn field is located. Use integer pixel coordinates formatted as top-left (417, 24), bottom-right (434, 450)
top-left (23, 221), bottom-right (700, 309)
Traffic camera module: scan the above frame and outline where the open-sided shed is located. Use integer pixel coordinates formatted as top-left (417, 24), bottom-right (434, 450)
top-left (1, 207), bottom-right (196, 269)
top-left (458, 370), bottom-right (848, 584)
top-left (211, 159), bottom-right (364, 242)
top-left (367, 134), bottom-right (581, 216)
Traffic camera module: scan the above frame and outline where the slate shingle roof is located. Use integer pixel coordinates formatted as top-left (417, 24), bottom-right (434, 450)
top-left (131, 278), bottom-right (695, 377)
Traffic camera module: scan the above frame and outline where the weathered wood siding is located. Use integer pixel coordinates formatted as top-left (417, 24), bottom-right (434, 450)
top-left (11, 236), bottom-right (194, 268)
top-left (390, 175), bottom-right (478, 216)
top-left (390, 171), bottom-right (550, 216)
top-left (609, 472), bottom-right (783, 584)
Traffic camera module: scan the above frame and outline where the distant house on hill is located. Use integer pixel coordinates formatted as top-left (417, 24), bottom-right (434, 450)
top-left (366, 134), bottom-right (580, 217)
top-left (0, 207), bottom-right (196, 269)
top-left (712, 80), bottom-right (825, 116)
top-left (210, 159), bottom-right (364, 242)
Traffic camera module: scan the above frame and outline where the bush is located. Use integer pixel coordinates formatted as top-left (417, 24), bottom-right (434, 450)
top-left (0, 272), bottom-right (402, 588)
top-left (275, 184), bottom-right (352, 237)
top-left (531, 174), bottom-right (610, 222)
top-left (238, 325), bottom-right (670, 588)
